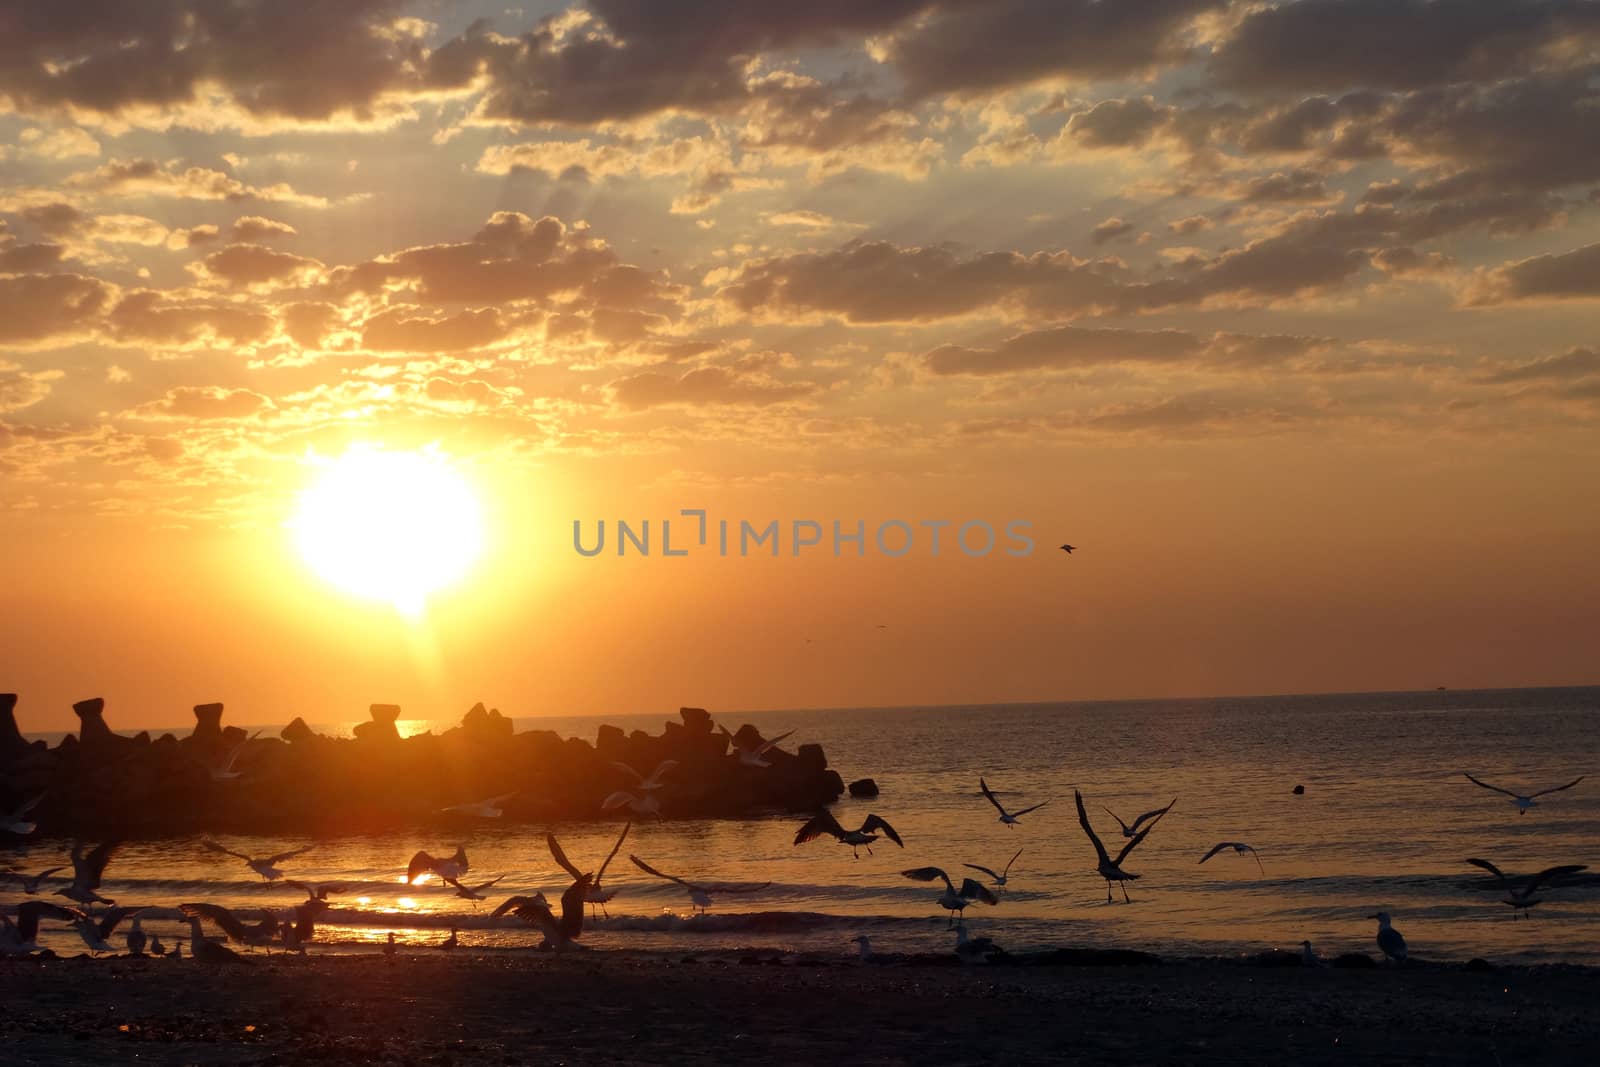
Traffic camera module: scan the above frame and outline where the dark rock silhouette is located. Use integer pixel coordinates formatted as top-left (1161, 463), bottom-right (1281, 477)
top-left (0, 696), bottom-right (849, 836)
top-left (848, 778), bottom-right (879, 798)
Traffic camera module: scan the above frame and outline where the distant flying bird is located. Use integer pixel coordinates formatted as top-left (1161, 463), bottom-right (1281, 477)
top-left (492, 873), bottom-right (592, 951)
top-left (1465, 858), bottom-right (1589, 919)
top-left (453, 875), bottom-right (506, 903)
top-left (0, 900), bottom-right (80, 955)
top-left (793, 810), bottom-right (904, 858)
top-left (202, 839), bottom-right (312, 881)
top-left (56, 840), bottom-right (119, 906)
top-left (406, 846), bottom-right (469, 885)
top-left (1462, 773), bottom-right (1585, 815)
top-left (610, 760), bottom-right (679, 792)
top-left (719, 725), bottom-right (797, 768)
top-left (1200, 841), bottom-right (1265, 875)
top-left (963, 848), bottom-right (1024, 895)
top-left (1059, 544), bottom-right (1076, 554)
top-left (601, 789), bottom-right (662, 819)
top-left (628, 854), bottom-right (770, 915)
top-left (1075, 790), bottom-right (1171, 903)
top-left (207, 731), bottom-right (260, 781)
top-left (548, 822), bottom-right (631, 916)
top-left (441, 792), bottom-right (517, 818)
top-left (1, 864), bottom-right (65, 894)
top-left (69, 906), bottom-right (139, 954)
top-left (179, 902), bottom-right (281, 950)
top-left (1369, 911), bottom-right (1407, 963)
top-left (1104, 798), bottom-right (1178, 839)
top-left (901, 867), bottom-right (998, 926)
top-left (979, 777), bottom-right (1049, 828)
top-left (1, 793), bottom-right (44, 835)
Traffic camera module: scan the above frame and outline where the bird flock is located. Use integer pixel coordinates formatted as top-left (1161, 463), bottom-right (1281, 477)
top-left (1, 729), bottom-right (1591, 967)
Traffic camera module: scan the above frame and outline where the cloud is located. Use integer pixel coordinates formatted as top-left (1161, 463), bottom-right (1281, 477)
top-left (922, 326), bottom-right (1324, 375)
top-left (0, 364), bottom-right (62, 412)
top-left (0, 272), bottom-right (112, 346)
top-left (128, 386), bottom-right (273, 421)
top-left (7, 126), bottom-right (101, 159)
top-left (67, 159), bottom-right (329, 206)
top-left (608, 365), bottom-right (816, 408)
top-left (1476, 347), bottom-right (1600, 384)
top-left (361, 306), bottom-right (511, 352)
top-left (187, 243), bottom-right (324, 289)
top-left (1090, 217), bottom-right (1135, 245)
top-left (105, 291), bottom-right (275, 348)
top-left (231, 216), bottom-right (297, 241)
top-left (1464, 242), bottom-right (1600, 304)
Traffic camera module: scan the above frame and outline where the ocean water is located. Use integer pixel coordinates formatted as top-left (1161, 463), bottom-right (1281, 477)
top-left (5, 687), bottom-right (1598, 964)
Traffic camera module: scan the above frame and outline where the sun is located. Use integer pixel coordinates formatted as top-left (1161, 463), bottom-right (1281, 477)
top-left (290, 446), bottom-right (485, 617)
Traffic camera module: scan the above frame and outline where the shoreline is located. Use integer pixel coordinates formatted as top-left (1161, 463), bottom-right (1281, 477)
top-left (4, 949), bottom-right (1598, 1065)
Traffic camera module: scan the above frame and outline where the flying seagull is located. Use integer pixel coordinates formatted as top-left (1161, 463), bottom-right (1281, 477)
top-left (491, 874), bottom-right (592, 951)
top-left (202, 838), bottom-right (312, 881)
top-left (628, 854), bottom-right (770, 915)
top-left (284, 880), bottom-right (345, 902)
top-left (406, 846), bottom-right (469, 885)
top-left (179, 911), bottom-right (250, 965)
top-left (1, 864), bottom-right (66, 894)
top-left (610, 760), bottom-right (679, 792)
top-left (452, 875), bottom-right (506, 904)
top-left (68, 906), bottom-right (139, 955)
top-left (719, 725), bottom-right (797, 768)
top-left (0, 900), bottom-right (80, 955)
top-left (1, 794), bottom-right (44, 835)
top-left (207, 730), bottom-right (260, 781)
top-left (441, 792), bottom-right (517, 818)
top-left (56, 840), bottom-right (120, 906)
top-left (1462, 773), bottom-right (1584, 815)
top-left (601, 789), bottom-right (662, 819)
top-left (1200, 841), bottom-right (1265, 875)
top-left (1369, 911), bottom-right (1407, 963)
top-left (1103, 798), bottom-right (1178, 839)
top-left (901, 867), bottom-right (999, 926)
top-left (548, 823), bottom-right (631, 917)
top-left (1075, 790), bottom-right (1171, 903)
top-left (793, 810), bottom-right (904, 858)
top-left (1465, 858), bottom-right (1588, 919)
top-left (179, 902), bottom-right (282, 950)
top-left (1059, 544), bottom-right (1076, 555)
top-left (979, 777), bottom-right (1049, 828)
top-left (963, 848), bottom-right (1024, 895)
top-left (280, 897), bottom-right (330, 951)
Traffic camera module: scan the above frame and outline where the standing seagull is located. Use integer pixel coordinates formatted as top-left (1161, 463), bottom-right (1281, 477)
top-left (1075, 790), bottom-right (1171, 903)
top-left (1, 794), bottom-right (44, 835)
top-left (628, 855), bottom-right (770, 915)
top-left (406, 846), bottom-right (469, 885)
top-left (491, 874), bottom-right (592, 951)
top-left (793, 810), bottom-right (904, 858)
top-left (719, 726), bottom-right (796, 768)
top-left (1465, 858), bottom-right (1588, 919)
top-left (1103, 798), bottom-right (1178, 839)
top-left (979, 777), bottom-right (1049, 828)
top-left (1199, 841), bottom-right (1265, 875)
top-left (126, 915), bottom-right (147, 955)
top-left (963, 848), bottom-right (1024, 895)
top-left (56, 840), bottom-right (120, 906)
top-left (202, 839), bottom-right (312, 881)
top-left (0, 900), bottom-right (81, 954)
top-left (901, 867), bottom-right (999, 926)
top-left (548, 823), bottom-right (631, 917)
top-left (1, 865), bottom-right (66, 894)
top-left (1369, 912), bottom-right (1407, 963)
top-left (1462, 773), bottom-right (1584, 815)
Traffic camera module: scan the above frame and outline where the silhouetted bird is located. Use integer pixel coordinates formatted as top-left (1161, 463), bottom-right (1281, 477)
top-left (1075, 790), bottom-right (1171, 902)
top-left (1465, 858), bottom-right (1588, 919)
top-left (979, 777), bottom-right (1048, 827)
top-left (1462, 773), bottom-right (1584, 815)
top-left (794, 810), bottom-right (903, 858)
top-left (1059, 544), bottom-right (1076, 554)
top-left (1369, 912), bottom-right (1407, 962)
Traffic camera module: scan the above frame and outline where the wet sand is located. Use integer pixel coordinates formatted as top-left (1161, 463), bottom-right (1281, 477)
top-left (2, 951), bottom-right (1596, 1065)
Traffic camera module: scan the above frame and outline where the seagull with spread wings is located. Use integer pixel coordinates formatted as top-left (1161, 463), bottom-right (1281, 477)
top-left (1103, 798), bottom-right (1178, 839)
top-left (719, 725), bottom-right (796, 768)
top-left (406, 846), bottom-right (469, 886)
top-left (1463, 773), bottom-right (1585, 815)
top-left (1465, 858), bottom-right (1588, 919)
top-left (610, 760), bottom-right (679, 792)
top-left (56, 840), bottom-right (120, 906)
top-left (179, 902), bottom-right (282, 950)
top-left (1, 793), bottom-right (44, 835)
top-left (963, 848), bottom-right (1023, 895)
top-left (601, 789), bottom-right (662, 819)
top-left (1075, 790), bottom-right (1171, 903)
top-left (207, 731), bottom-right (260, 781)
top-left (793, 810), bottom-right (904, 858)
top-left (548, 822), bottom-right (630, 916)
top-left (202, 838), bottom-right (312, 881)
top-left (1200, 841), bottom-right (1265, 875)
top-left (629, 854), bottom-right (770, 915)
top-left (0, 900), bottom-right (81, 954)
top-left (67, 906), bottom-right (140, 954)
top-left (979, 777), bottom-right (1049, 828)
top-left (452, 875), bottom-right (506, 904)
top-left (901, 866), bottom-right (999, 926)
top-left (1, 864), bottom-right (66, 894)
top-left (491, 873), bottom-right (593, 951)
top-left (441, 792), bottom-right (517, 818)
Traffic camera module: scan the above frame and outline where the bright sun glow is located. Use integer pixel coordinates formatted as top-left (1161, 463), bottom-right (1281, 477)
top-left (291, 446), bottom-right (485, 617)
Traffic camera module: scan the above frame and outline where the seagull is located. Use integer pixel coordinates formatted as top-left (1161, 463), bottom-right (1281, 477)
top-left (548, 823), bottom-right (631, 917)
top-left (719, 725), bottom-right (796, 768)
top-left (441, 792), bottom-right (517, 818)
top-left (202, 838), bottom-right (312, 881)
top-left (453, 875), bottom-right (506, 903)
top-left (979, 777), bottom-right (1049, 828)
top-left (1200, 841), bottom-right (1265, 875)
top-left (954, 925), bottom-right (998, 965)
top-left (68, 906), bottom-right (138, 954)
top-left (280, 897), bottom-right (329, 951)
top-left (1465, 858), bottom-right (1588, 919)
top-left (901, 867), bottom-right (998, 926)
top-left (610, 760), bottom-right (679, 792)
top-left (1, 794), bottom-right (44, 834)
top-left (383, 932), bottom-right (397, 956)
top-left (440, 928), bottom-right (458, 950)
top-left (126, 915), bottom-right (147, 955)
top-left (492, 874), bottom-right (592, 951)
top-left (793, 810), bottom-right (904, 858)
top-left (284, 880), bottom-right (345, 902)
top-left (1, 864), bottom-right (65, 894)
top-left (56, 840), bottom-right (119, 906)
top-left (1369, 911), bottom-right (1407, 962)
top-left (963, 848), bottom-right (1023, 895)
top-left (1103, 798), bottom-right (1178, 839)
top-left (601, 790), bottom-right (662, 819)
top-left (1075, 790), bottom-right (1171, 903)
top-left (406, 846), bottom-right (469, 885)
top-left (1301, 940), bottom-right (1325, 968)
top-left (1463, 773), bottom-right (1584, 815)
top-left (1059, 544), bottom-right (1075, 554)
top-left (180, 903), bottom-right (282, 951)
top-left (628, 855), bottom-right (770, 915)
top-left (148, 934), bottom-right (167, 957)
top-left (208, 730), bottom-right (260, 780)
top-left (0, 900), bottom-right (80, 954)
top-left (850, 935), bottom-right (877, 963)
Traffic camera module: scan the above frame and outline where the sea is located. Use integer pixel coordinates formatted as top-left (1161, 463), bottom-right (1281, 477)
top-left (5, 687), bottom-right (1598, 964)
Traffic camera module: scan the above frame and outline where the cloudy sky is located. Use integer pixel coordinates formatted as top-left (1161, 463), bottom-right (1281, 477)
top-left (3, 0), bottom-right (1598, 730)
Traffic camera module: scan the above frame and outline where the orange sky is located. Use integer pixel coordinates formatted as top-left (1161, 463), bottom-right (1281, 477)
top-left (3, 1), bottom-right (1599, 732)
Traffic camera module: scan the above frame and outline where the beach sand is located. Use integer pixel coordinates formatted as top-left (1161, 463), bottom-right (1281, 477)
top-left (3, 950), bottom-right (1597, 1065)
